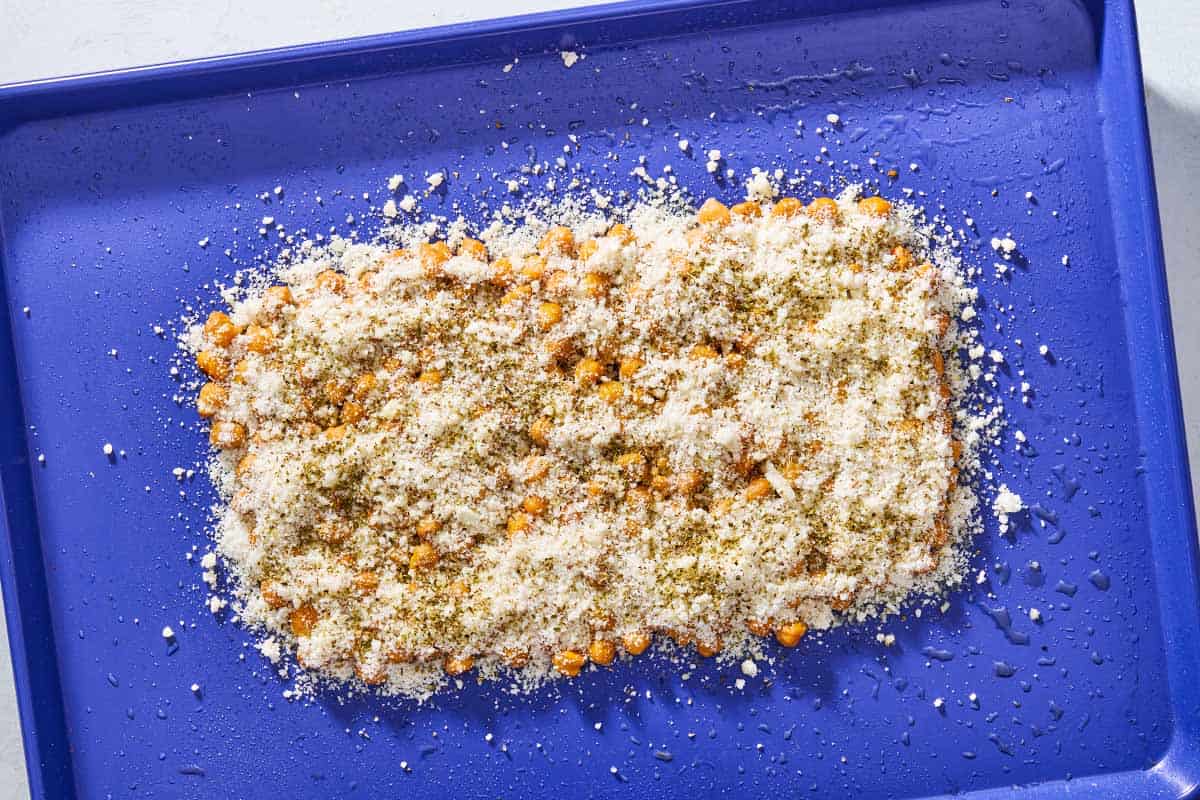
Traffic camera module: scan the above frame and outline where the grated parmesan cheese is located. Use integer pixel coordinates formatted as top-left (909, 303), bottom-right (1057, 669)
top-left (183, 189), bottom-right (984, 699)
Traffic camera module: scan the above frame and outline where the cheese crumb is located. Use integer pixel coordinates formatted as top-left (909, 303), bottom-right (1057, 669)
top-left (992, 485), bottom-right (1024, 534)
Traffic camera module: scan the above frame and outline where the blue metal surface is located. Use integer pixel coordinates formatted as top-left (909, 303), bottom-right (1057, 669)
top-left (0, 0), bottom-right (1197, 797)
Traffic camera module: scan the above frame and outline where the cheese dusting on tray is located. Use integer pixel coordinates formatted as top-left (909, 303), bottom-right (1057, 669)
top-left (182, 187), bottom-right (986, 700)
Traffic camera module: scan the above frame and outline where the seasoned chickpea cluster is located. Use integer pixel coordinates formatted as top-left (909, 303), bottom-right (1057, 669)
top-left (188, 191), bottom-right (974, 698)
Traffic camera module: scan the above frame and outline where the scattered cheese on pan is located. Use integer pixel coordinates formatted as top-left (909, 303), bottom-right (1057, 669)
top-left (184, 188), bottom-right (982, 699)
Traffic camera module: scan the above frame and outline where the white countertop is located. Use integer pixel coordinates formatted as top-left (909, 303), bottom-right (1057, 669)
top-left (0, 1), bottom-right (1196, 796)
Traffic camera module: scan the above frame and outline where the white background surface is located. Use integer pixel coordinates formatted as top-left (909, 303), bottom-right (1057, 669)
top-left (0, 1), bottom-right (1196, 796)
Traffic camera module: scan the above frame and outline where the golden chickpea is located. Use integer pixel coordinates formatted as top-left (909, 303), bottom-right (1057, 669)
top-left (524, 455), bottom-right (550, 482)
top-left (696, 638), bottom-right (721, 658)
top-left (621, 631), bottom-right (652, 655)
top-left (581, 271), bottom-right (609, 298)
top-left (538, 225), bottom-right (575, 257)
top-left (746, 477), bottom-right (773, 501)
top-left (618, 356), bottom-right (644, 381)
top-left (690, 343), bottom-right (719, 360)
top-left (857, 196), bottom-right (891, 217)
top-left (677, 470), bottom-right (705, 496)
top-left (323, 379), bottom-right (349, 405)
top-left (323, 424), bottom-right (347, 442)
top-left (771, 197), bottom-right (805, 218)
top-left (538, 301), bottom-right (563, 330)
top-left (502, 648), bottom-right (530, 668)
top-left (731, 201), bottom-right (762, 218)
top-left (265, 285), bottom-right (294, 307)
top-left (314, 270), bottom-right (346, 293)
top-left (340, 401), bottom-right (365, 425)
top-left (236, 453), bottom-right (257, 476)
top-left (387, 647), bottom-right (414, 664)
top-left (260, 581), bottom-right (286, 609)
top-left (544, 269), bottom-right (569, 292)
top-left (697, 197), bottom-right (731, 226)
top-left (506, 511), bottom-right (531, 537)
top-left (356, 268), bottom-right (376, 291)
top-left (709, 497), bottom-right (734, 517)
top-left (354, 659), bottom-right (386, 686)
top-left (597, 381), bottom-right (624, 403)
top-left (289, 604), bottom-right (318, 637)
top-left (416, 516), bottom-right (440, 539)
top-left (409, 543), bottom-right (438, 571)
top-left (491, 256), bottom-right (515, 286)
top-left (607, 223), bottom-right (635, 244)
top-left (197, 382), bottom-right (227, 417)
top-left (807, 197), bottom-right (840, 222)
top-left (231, 360), bottom-right (249, 384)
top-left (500, 284), bottom-right (533, 305)
top-left (615, 450), bottom-right (646, 478)
top-left (353, 570), bottom-right (380, 593)
top-left (588, 640), bottom-right (616, 666)
top-left (419, 241), bottom-right (452, 272)
top-left (552, 649), bottom-right (587, 677)
top-left (575, 357), bottom-right (604, 386)
top-left (417, 368), bottom-right (443, 387)
top-left (457, 237), bottom-right (488, 260)
top-left (243, 324), bottom-right (274, 354)
top-left (196, 349), bottom-right (228, 380)
top-left (745, 619), bottom-right (772, 637)
top-left (203, 311), bottom-right (240, 347)
top-left (529, 417), bottom-right (551, 447)
top-left (352, 372), bottom-right (377, 400)
top-left (209, 421), bottom-right (246, 449)
top-left (576, 238), bottom-right (599, 261)
top-left (775, 621), bottom-right (808, 647)
top-left (522, 495), bottom-right (548, 516)
top-left (443, 655), bottom-right (474, 675)
top-left (891, 245), bottom-right (915, 270)
top-left (520, 254), bottom-right (547, 282)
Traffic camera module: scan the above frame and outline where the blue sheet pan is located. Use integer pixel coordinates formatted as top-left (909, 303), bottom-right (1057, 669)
top-left (1, 0), bottom-right (1197, 797)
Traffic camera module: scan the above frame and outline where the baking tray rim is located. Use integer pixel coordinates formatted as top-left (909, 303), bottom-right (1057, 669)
top-left (0, 0), bottom-right (1197, 797)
